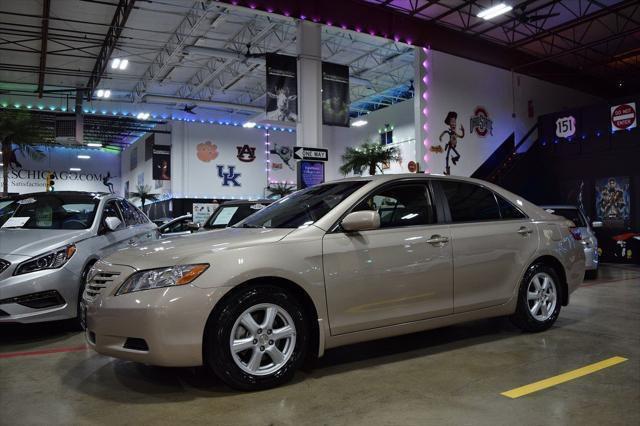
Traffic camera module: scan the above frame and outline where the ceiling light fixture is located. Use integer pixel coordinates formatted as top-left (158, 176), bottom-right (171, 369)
top-left (242, 121), bottom-right (257, 128)
top-left (77, 155), bottom-right (91, 159)
top-left (477, 3), bottom-right (512, 20)
top-left (95, 89), bottom-right (111, 98)
top-left (69, 167), bottom-right (82, 172)
top-left (110, 58), bottom-right (128, 70)
top-left (351, 119), bottom-right (368, 127)
top-left (86, 143), bottom-right (103, 148)
top-left (136, 112), bottom-right (150, 120)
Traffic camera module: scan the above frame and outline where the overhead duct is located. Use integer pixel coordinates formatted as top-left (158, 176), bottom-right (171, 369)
top-left (142, 94), bottom-right (263, 114)
top-left (183, 45), bottom-right (373, 87)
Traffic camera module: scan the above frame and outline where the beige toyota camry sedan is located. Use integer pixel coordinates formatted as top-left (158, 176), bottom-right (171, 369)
top-left (84, 174), bottom-right (585, 390)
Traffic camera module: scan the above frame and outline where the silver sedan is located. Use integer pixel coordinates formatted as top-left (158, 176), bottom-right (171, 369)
top-left (0, 191), bottom-right (156, 326)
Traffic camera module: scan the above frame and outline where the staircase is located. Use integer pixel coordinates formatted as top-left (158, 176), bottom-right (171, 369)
top-left (471, 124), bottom-right (538, 184)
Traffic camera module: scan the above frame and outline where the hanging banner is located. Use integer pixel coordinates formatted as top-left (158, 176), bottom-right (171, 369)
top-left (152, 145), bottom-right (171, 181)
top-left (322, 62), bottom-right (350, 127)
top-left (610, 102), bottom-right (637, 132)
top-left (265, 53), bottom-right (298, 122)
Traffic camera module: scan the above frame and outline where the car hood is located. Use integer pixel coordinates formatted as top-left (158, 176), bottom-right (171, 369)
top-left (0, 228), bottom-right (91, 256)
top-left (103, 227), bottom-right (294, 270)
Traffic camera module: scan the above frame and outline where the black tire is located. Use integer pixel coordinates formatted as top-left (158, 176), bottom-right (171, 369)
top-left (70, 262), bottom-right (95, 331)
top-left (510, 263), bottom-right (562, 332)
top-left (204, 285), bottom-right (309, 391)
top-left (585, 268), bottom-right (598, 280)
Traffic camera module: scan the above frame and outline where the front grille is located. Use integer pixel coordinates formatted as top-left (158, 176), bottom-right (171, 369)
top-left (0, 290), bottom-right (65, 309)
top-left (0, 259), bottom-right (9, 274)
top-left (85, 271), bottom-right (121, 299)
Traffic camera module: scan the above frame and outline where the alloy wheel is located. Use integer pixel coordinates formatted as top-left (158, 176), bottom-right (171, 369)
top-left (229, 303), bottom-right (297, 376)
top-left (527, 272), bottom-right (557, 322)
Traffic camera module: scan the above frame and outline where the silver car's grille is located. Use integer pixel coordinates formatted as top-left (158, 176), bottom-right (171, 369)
top-left (85, 271), bottom-right (121, 299)
top-left (0, 259), bottom-right (9, 274)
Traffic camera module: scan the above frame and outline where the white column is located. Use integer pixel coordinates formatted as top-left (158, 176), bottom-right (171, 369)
top-left (414, 46), bottom-right (431, 173)
top-left (296, 20), bottom-right (322, 148)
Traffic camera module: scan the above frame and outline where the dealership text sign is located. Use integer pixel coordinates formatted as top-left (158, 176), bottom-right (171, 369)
top-left (611, 103), bottom-right (637, 132)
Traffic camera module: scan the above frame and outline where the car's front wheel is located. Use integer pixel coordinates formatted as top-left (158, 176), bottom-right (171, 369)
top-left (204, 285), bottom-right (309, 390)
top-left (510, 263), bottom-right (562, 332)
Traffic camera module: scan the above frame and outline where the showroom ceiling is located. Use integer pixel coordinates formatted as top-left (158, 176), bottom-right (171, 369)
top-left (366, 0), bottom-right (639, 88)
top-left (0, 0), bottom-right (414, 120)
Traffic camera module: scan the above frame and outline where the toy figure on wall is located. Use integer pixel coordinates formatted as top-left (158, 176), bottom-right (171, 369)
top-left (438, 111), bottom-right (465, 175)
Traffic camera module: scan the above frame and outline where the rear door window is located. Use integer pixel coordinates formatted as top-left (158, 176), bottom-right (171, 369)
top-left (440, 181), bottom-right (501, 222)
top-left (353, 183), bottom-right (435, 228)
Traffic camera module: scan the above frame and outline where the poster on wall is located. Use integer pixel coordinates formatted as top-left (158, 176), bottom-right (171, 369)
top-left (595, 176), bottom-right (631, 228)
top-left (431, 111), bottom-right (465, 175)
top-left (610, 102), bottom-right (636, 132)
top-left (469, 106), bottom-right (493, 138)
top-left (322, 62), bottom-right (350, 127)
top-left (152, 145), bottom-right (171, 180)
top-left (555, 115), bottom-right (577, 139)
top-left (297, 161), bottom-right (325, 189)
top-left (192, 203), bottom-right (218, 225)
top-left (265, 53), bottom-right (297, 122)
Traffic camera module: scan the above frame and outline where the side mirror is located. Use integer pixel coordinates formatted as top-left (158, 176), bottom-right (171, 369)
top-left (104, 216), bottom-right (122, 232)
top-left (341, 211), bottom-right (380, 232)
top-left (187, 222), bottom-right (200, 231)
top-left (592, 221), bottom-right (603, 229)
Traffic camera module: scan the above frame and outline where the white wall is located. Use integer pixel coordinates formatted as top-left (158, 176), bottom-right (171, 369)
top-left (1, 145), bottom-right (120, 194)
top-left (424, 50), bottom-right (599, 176)
top-left (170, 121), bottom-right (296, 199)
top-left (323, 49), bottom-right (599, 179)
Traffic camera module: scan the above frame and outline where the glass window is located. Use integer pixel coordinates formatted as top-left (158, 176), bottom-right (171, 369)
top-left (543, 208), bottom-right (585, 227)
top-left (353, 183), bottom-right (434, 228)
top-left (440, 181), bottom-right (500, 222)
top-left (161, 219), bottom-right (190, 234)
top-left (102, 200), bottom-right (124, 231)
top-left (1, 193), bottom-right (99, 229)
top-left (117, 200), bottom-right (139, 226)
top-left (238, 181), bottom-right (368, 229)
top-left (497, 195), bottom-right (526, 220)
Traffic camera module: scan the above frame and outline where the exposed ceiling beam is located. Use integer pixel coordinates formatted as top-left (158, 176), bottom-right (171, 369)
top-left (37, 0), bottom-right (51, 98)
top-left (86, 0), bottom-right (136, 99)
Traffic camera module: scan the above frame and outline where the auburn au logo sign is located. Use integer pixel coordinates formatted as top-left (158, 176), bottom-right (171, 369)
top-left (236, 144), bottom-right (256, 162)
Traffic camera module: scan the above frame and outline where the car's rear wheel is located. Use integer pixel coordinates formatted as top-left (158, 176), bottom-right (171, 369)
top-left (204, 285), bottom-right (308, 391)
top-left (510, 263), bottom-right (561, 332)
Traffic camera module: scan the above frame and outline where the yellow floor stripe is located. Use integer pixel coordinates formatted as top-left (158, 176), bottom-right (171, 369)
top-left (501, 356), bottom-right (628, 399)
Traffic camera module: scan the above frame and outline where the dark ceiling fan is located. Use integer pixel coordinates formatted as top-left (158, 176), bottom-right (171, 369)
top-left (514, 5), bottom-right (560, 24)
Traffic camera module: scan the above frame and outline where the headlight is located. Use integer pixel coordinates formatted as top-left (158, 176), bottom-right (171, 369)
top-left (115, 264), bottom-right (209, 296)
top-left (15, 245), bottom-right (76, 275)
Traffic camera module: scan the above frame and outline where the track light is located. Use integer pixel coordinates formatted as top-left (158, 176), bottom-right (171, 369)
top-left (351, 119), bottom-right (368, 127)
top-left (242, 121), bottom-right (257, 128)
top-left (137, 112), bottom-right (150, 120)
top-left (477, 3), bottom-right (512, 20)
top-left (110, 58), bottom-right (128, 70)
top-left (95, 89), bottom-right (111, 98)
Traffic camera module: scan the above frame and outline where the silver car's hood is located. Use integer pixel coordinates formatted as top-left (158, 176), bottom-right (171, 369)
top-left (0, 228), bottom-right (90, 256)
top-left (104, 227), bottom-right (293, 270)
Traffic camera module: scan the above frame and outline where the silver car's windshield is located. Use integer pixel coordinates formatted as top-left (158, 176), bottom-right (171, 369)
top-left (0, 193), bottom-right (100, 230)
top-left (235, 181), bottom-right (368, 229)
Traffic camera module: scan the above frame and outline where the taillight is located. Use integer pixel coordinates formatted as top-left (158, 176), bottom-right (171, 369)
top-left (569, 227), bottom-right (582, 240)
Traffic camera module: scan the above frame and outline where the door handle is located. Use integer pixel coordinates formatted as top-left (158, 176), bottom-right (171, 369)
top-left (426, 235), bottom-right (449, 246)
top-left (127, 239), bottom-right (136, 245)
top-left (517, 227), bottom-right (533, 236)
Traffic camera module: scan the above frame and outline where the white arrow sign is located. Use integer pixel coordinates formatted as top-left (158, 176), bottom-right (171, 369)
top-left (293, 147), bottom-right (328, 161)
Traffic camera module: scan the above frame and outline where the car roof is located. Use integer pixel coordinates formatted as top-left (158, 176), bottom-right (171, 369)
top-left (219, 199), bottom-right (273, 206)
top-left (2, 191), bottom-right (113, 200)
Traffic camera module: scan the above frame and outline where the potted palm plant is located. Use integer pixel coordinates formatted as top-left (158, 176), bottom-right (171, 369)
top-left (129, 184), bottom-right (159, 209)
top-left (1, 112), bottom-right (45, 196)
top-left (339, 141), bottom-right (400, 176)
top-left (267, 182), bottom-right (296, 199)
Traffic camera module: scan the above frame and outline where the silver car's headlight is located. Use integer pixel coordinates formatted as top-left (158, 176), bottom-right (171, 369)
top-left (115, 264), bottom-right (209, 296)
top-left (14, 245), bottom-right (77, 275)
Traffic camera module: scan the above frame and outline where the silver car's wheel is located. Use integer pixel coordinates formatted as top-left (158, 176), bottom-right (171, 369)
top-left (527, 272), bottom-right (557, 322)
top-left (229, 303), bottom-right (297, 376)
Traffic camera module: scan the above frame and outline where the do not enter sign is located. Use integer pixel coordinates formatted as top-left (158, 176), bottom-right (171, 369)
top-left (611, 103), bottom-right (637, 132)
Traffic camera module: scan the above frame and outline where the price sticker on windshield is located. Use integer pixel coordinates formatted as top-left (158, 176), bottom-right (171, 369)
top-left (2, 217), bottom-right (30, 228)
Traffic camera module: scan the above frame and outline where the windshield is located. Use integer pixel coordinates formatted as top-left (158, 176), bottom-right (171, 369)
top-left (203, 203), bottom-right (269, 229)
top-left (0, 193), bottom-right (100, 230)
top-left (236, 181), bottom-right (368, 229)
top-left (545, 207), bottom-right (586, 227)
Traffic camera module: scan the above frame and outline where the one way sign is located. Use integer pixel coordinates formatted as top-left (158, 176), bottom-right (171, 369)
top-left (293, 147), bottom-right (328, 161)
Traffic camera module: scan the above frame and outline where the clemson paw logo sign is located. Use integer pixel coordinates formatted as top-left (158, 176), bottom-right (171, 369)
top-left (197, 141), bottom-right (219, 162)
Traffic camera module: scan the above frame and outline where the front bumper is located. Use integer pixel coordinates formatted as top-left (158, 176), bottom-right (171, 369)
top-left (84, 265), bottom-right (231, 367)
top-left (0, 262), bottom-right (81, 324)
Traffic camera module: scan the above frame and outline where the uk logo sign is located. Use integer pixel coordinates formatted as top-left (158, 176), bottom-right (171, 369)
top-left (217, 165), bottom-right (241, 187)
top-left (236, 144), bottom-right (256, 162)
top-left (469, 106), bottom-right (493, 137)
